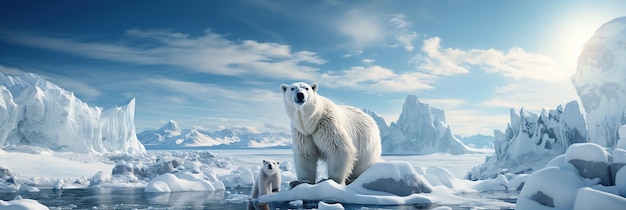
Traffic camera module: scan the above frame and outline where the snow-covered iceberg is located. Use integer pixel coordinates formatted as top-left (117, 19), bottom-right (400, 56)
top-left (0, 72), bottom-right (145, 154)
top-left (138, 120), bottom-right (291, 148)
top-left (571, 16), bottom-right (626, 147)
top-left (366, 95), bottom-right (470, 155)
top-left (466, 101), bottom-right (588, 180)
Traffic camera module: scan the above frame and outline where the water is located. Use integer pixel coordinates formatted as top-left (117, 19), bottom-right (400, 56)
top-left (5, 149), bottom-right (516, 209)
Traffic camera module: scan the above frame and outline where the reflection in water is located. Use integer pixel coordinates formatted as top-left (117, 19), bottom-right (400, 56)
top-left (0, 188), bottom-right (246, 209)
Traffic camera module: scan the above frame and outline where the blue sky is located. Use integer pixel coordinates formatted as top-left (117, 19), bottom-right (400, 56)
top-left (0, 0), bottom-right (624, 136)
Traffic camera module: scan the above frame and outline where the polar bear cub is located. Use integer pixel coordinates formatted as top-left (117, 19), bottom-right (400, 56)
top-left (281, 82), bottom-right (382, 185)
top-left (251, 159), bottom-right (281, 198)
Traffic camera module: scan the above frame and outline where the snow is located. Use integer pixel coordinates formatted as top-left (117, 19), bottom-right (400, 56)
top-left (565, 142), bottom-right (610, 163)
top-left (0, 197), bottom-right (49, 210)
top-left (571, 16), bottom-right (626, 147)
top-left (0, 72), bottom-right (145, 154)
top-left (144, 169), bottom-right (225, 193)
top-left (516, 142), bottom-right (626, 209)
top-left (574, 187), bottom-right (626, 210)
top-left (138, 120), bottom-right (291, 148)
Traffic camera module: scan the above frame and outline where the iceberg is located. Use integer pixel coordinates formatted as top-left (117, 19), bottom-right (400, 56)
top-left (0, 72), bottom-right (145, 154)
top-left (366, 95), bottom-right (469, 155)
top-left (466, 101), bottom-right (588, 180)
top-left (571, 16), bottom-right (626, 147)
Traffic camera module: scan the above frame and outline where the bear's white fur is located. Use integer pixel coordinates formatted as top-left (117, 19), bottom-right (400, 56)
top-left (251, 159), bottom-right (281, 198)
top-left (281, 82), bottom-right (382, 185)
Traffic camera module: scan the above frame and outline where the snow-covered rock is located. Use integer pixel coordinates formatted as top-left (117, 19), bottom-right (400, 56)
top-left (566, 143), bottom-right (612, 185)
top-left (370, 95), bottom-right (469, 155)
top-left (517, 142), bottom-right (626, 209)
top-left (357, 161), bottom-right (432, 196)
top-left (466, 101), bottom-right (588, 180)
top-left (0, 72), bottom-right (145, 154)
top-left (138, 120), bottom-right (291, 148)
top-left (0, 197), bottom-right (49, 210)
top-left (571, 16), bottom-right (626, 148)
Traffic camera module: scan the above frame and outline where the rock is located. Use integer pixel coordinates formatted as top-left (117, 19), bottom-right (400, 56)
top-left (530, 191), bottom-right (554, 207)
top-left (354, 161), bottom-right (432, 196)
top-left (569, 159), bottom-right (612, 186)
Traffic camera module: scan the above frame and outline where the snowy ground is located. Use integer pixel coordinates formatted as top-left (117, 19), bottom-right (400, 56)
top-left (0, 147), bottom-right (521, 209)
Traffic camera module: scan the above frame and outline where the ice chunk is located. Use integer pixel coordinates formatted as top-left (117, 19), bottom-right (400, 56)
top-left (318, 201), bottom-right (345, 210)
top-left (517, 166), bottom-right (585, 209)
top-left (0, 198), bottom-right (49, 210)
top-left (616, 167), bottom-right (626, 197)
top-left (573, 187), bottom-right (626, 210)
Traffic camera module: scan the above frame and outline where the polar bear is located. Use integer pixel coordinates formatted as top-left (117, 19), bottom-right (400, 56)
top-left (251, 159), bottom-right (281, 198)
top-left (280, 82), bottom-right (381, 185)
top-left (249, 159), bottom-right (281, 210)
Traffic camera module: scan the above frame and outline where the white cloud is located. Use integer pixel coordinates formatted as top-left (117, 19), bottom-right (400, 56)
top-left (342, 50), bottom-right (363, 58)
top-left (388, 14), bottom-right (418, 52)
top-left (0, 65), bottom-right (25, 76)
top-left (362, 58), bottom-right (375, 65)
top-left (414, 37), bottom-right (567, 81)
top-left (320, 65), bottom-right (435, 93)
top-left (336, 9), bottom-right (384, 48)
top-left (482, 79), bottom-right (579, 113)
top-left (1, 30), bottom-right (325, 80)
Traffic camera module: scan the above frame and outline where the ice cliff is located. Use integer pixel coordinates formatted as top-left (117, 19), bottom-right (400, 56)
top-left (466, 101), bottom-right (588, 180)
top-left (571, 16), bottom-right (626, 147)
top-left (138, 120), bottom-right (291, 148)
top-left (366, 95), bottom-right (469, 155)
top-left (0, 72), bottom-right (145, 153)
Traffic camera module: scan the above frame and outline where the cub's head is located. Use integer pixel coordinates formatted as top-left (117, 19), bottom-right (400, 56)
top-left (280, 82), bottom-right (318, 107)
top-left (262, 159), bottom-right (280, 175)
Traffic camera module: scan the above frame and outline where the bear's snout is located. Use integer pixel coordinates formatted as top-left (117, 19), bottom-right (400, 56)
top-left (267, 164), bottom-right (273, 170)
top-left (296, 92), bottom-right (305, 101)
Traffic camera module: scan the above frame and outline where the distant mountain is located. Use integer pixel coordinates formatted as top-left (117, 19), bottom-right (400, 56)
top-left (0, 72), bottom-right (145, 154)
top-left (366, 95), bottom-right (471, 155)
top-left (456, 134), bottom-right (494, 149)
top-left (466, 101), bottom-right (589, 180)
top-left (137, 120), bottom-right (291, 149)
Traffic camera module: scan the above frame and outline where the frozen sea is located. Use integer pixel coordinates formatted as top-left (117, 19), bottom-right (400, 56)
top-left (2, 148), bottom-right (518, 209)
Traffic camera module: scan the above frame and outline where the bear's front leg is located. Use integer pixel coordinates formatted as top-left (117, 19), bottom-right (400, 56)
top-left (292, 130), bottom-right (319, 185)
top-left (326, 147), bottom-right (355, 185)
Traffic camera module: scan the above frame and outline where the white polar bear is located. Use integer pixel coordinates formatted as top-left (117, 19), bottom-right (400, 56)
top-left (281, 82), bottom-right (382, 185)
top-left (251, 159), bottom-right (281, 198)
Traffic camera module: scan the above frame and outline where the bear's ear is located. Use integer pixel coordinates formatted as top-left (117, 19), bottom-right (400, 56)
top-left (280, 84), bottom-right (288, 93)
top-left (277, 162), bottom-right (280, 165)
top-left (311, 83), bottom-right (318, 93)
top-left (263, 160), bottom-right (266, 163)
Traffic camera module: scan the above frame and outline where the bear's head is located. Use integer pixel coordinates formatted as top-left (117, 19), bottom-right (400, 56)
top-left (280, 82), bottom-right (318, 107)
top-left (262, 159), bottom-right (280, 175)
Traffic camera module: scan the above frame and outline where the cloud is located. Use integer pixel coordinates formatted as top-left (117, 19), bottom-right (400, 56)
top-left (342, 50), bottom-right (363, 58)
top-left (320, 65), bottom-right (435, 93)
top-left (1, 29), bottom-right (326, 80)
top-left (336, 9), bottom-right (384, 48)
top-left (388, 14), bottom-right (418, 52)
top-left (414, 37), bottom-right (567, 81)
top-left (482, 79), bottom-right (579, 113)
top-left (0, 65), bottom-right (25, 76)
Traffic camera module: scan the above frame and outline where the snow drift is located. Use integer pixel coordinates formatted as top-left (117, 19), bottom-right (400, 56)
top-left (467, 101), bottom-right (588, 180)
top-left (366, 95), bottom-right (470, 155)
top-left (0, 72), bottom-right (145, 154)
top-left (571, 16), bottom-right (626, 147)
